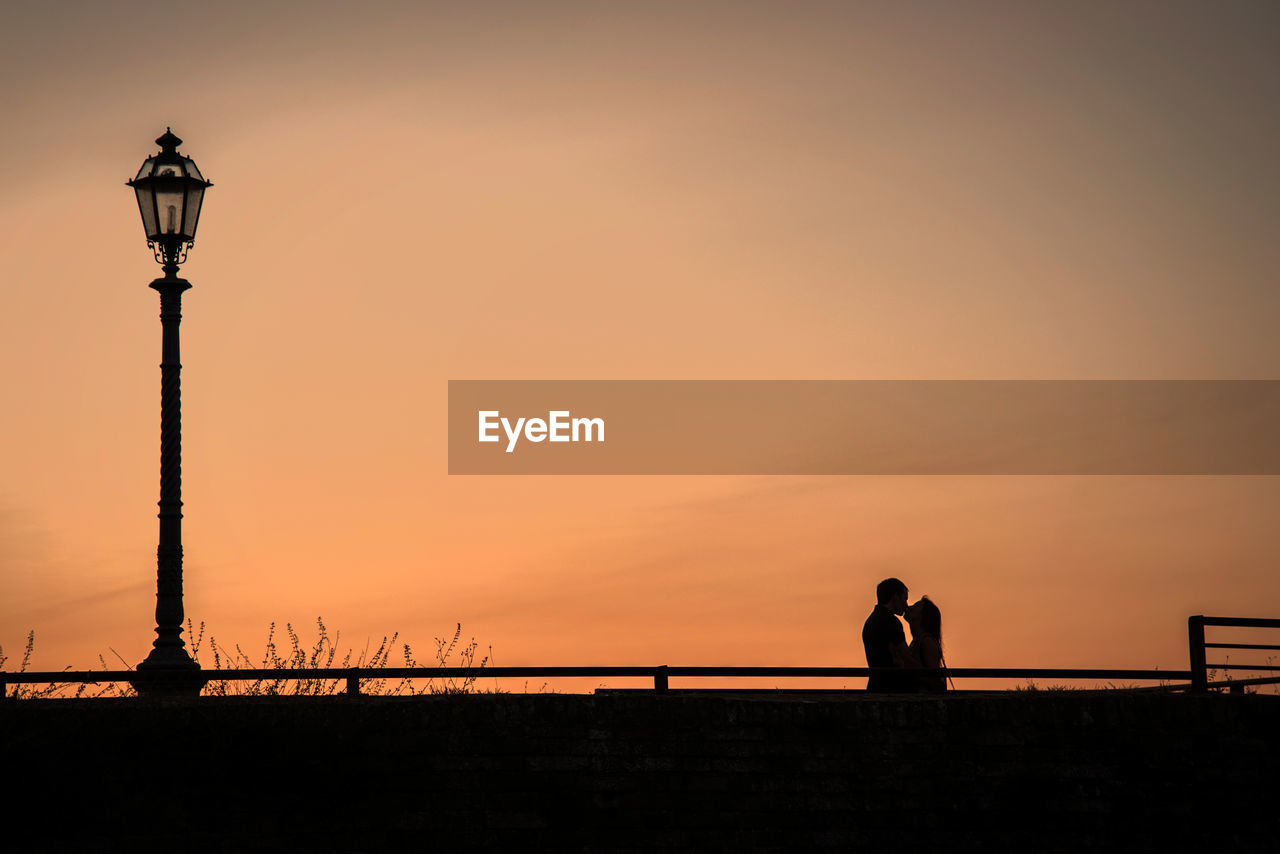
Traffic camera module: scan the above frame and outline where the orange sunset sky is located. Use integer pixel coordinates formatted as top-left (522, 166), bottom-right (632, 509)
top-left (2, 2), bottom-right (1278, 687)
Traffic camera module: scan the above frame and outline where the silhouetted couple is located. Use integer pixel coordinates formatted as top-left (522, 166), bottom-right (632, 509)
top-left (862, 577), bottom-right (946, 693)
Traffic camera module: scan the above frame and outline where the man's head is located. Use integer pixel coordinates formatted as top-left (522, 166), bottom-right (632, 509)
top-left (876, 577), bottom-right (909, 615)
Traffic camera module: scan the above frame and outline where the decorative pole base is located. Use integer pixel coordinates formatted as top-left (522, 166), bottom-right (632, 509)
top-left (136, 646), bottom-right (201, 671)
top-left (131, 665), bottom-right (207, 699)
top-left (134, 633), bottom-right (204, 697)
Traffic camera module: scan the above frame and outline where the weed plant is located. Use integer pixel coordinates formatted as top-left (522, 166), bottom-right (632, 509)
top-left (0, 631), bottom-right (135, 699)
top-left (1, 620), bottom-right (492, 699)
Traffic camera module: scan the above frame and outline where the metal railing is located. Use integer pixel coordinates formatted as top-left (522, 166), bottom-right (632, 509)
top-left (0, 664), bottom-right (1195, 699)
top-left (1188, 615), bottom-right (1280, 693)
top-left (2, 615), bottom-right (1276, 698)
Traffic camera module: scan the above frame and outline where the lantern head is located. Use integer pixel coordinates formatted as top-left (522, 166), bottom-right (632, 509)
top-left (127, 129), bottom-right (212, 267)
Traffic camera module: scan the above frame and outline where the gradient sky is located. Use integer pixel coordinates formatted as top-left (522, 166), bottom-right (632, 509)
top-left (2, 1), bottom-right (1278, 687)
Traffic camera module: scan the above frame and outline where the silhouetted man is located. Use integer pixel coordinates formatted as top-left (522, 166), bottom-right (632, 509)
top-left (862, 577), bottom-right (912, 692)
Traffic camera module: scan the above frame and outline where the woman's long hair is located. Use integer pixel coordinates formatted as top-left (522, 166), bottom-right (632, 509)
top-left (918, 596), bottom-right (951, 691)
top-left (918, 596), bottom-right (942, 649)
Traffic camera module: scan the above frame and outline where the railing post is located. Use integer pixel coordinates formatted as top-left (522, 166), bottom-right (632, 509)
top-left (346, 672), bottom-right (361, 696)
top-left (654, 665), bottom-right (669, 693)
top-left (1188, 615), bottom-right (1207, 692)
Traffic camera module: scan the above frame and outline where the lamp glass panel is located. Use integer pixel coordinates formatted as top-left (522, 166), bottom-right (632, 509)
top-left (155, 184), bottom-right (184, 235)
top-left (154, 161), bottom-right (184, 179)
top-left (182, 184), bottom-right (204, 239)
top-left (135, 157), bottom-right (156, 181)
top-left (183, 157), bottom-right (203, 182)
top-left (135, 185), bottom-right (158, 237)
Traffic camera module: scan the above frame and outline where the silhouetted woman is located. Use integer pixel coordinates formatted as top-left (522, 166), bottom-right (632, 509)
top-left (904, 596), bottom-right (947, 692)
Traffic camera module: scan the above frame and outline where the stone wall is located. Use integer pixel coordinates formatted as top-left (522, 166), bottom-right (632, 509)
top-left (3, 692), bottom-right (1276, 852)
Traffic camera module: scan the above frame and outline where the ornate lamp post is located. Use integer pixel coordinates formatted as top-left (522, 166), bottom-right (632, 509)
top-left (127, 129), bottom-right (212, 693)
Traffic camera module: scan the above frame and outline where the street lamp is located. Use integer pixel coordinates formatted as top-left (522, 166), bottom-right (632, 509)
top-left (127, 129), bottom-right (211, 694)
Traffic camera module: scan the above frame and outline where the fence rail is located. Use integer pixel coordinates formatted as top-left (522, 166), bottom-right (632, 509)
top-left (2, 615), bottom-right (1275, 698)
top-left (1189, 616), bottom-right (1280, 693)
top-left (0, 665), bottom-right (1195, 698)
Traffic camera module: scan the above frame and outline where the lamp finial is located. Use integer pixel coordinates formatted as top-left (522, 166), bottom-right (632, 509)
top-left (156, 128), bottom-right (183, 152)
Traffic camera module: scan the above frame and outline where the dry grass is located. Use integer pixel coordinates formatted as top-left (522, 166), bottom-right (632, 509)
top-left (1, 620), bottom-right (493, 699)
top-left (0, 631), bottom-right (134, 699)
